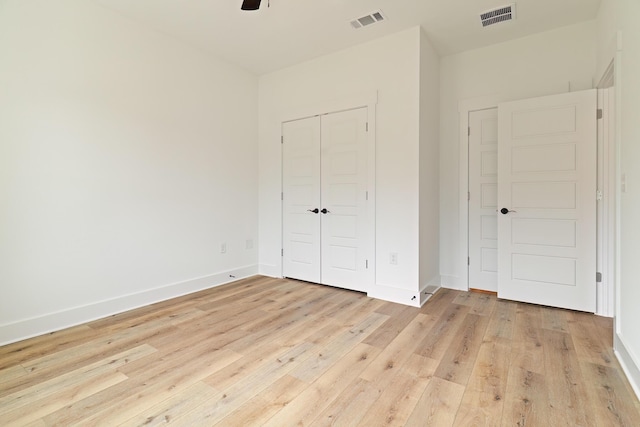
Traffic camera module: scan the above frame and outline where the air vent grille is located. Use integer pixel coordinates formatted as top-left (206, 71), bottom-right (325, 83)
top-left (350, 10), bottom-right (385, 29)
top-left (480, 3), bottom-right (516, 27)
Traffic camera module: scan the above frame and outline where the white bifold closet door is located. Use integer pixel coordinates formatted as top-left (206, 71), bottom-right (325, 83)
top-left (282, 107), bottom-right (369, 292)
top-left (497, 89), bottom-right (597, 312)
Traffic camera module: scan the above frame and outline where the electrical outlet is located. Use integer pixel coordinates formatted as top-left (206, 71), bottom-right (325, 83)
top-left (390, 252), bottom-right (398, 265)
top-left (246, 239), bottom-right (253, 250)
top-left (221, 243), bottom-right (227, 254)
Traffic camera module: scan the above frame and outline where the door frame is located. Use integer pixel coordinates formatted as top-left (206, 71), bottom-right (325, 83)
top-left (597, 85), bottom-right (616, 317)
top-left (279, 91), bottom-right (378, 289)
top-left (458, 94), bottom-right (616, 316)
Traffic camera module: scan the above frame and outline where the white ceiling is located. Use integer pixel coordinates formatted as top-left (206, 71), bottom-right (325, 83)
top-left (93, 0), bottom-right (601, 75)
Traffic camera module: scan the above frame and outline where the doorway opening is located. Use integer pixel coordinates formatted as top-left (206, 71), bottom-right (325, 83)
top-left (460, 89), bottom-right (615, 315)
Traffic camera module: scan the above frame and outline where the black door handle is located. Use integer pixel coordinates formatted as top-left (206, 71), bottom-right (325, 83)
top-left (500, 208), bottom-right (517, 214)
top-left (321, 208), bottom-right (330, 214)
top-left (307, 208), bottom-right (319, 214)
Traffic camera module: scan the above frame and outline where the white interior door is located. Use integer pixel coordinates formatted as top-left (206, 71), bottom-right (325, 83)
top-left (320, 108), bottom-right (369, 292)
top-left (468, 108), bottom-right (498, 292)
top-left (497, 89), bottom-right (597, 312)
top-left (282, 116), bottom-right (321, 283)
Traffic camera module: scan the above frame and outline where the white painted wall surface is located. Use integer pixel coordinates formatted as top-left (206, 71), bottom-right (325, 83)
top-left (258, 27), bottom-right (425, 300)
top-left (0, 0), bottom-right (259, 344)
top-left (596, 0), bottom-right (640, 398)
top-left (419, 30), bottom-right (441, 296)
top-left (596, 0), bottom-right (618, 79)
top-left (439, 21), bottom-right (597, 290)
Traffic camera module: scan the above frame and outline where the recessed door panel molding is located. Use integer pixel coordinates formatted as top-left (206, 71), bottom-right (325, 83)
top-left (291, 157), bottom-right (315, 177)
top-left (328, 245), bottom-right (358, 271)
top-left (327, 183), bottom-right (359, 207)
top-left (282, 107), bottom-right (369, 293)
top-left (481, 117), bottom-right (498, 143)
top-left (480, 183), bottom-right (498, 209)
top-left (481, 151), bottom-right (498, 176)
top-left (511, 181), bottom-right (577, 210)
top-left (330, 215), bottom-right (358, 239)
top-left (290, 184), bottom-right (317, 205)
top-left (481, 248), bottom-right (498, 273)
top-left (511, 254), bottom-right (577, 286)
top-left (511, 105), bottom-right (577, 138)
top-left (511, 219), bottom-right (577, 248)
top-left (480, 215), bottom-right (498, 240)
top-left (511, 143), bottom-right (577, 173)
top-left (498, 89), bottom-right (597, 312)
top-left (288, 214), bottom-right (316, 237)
top-left (469, 108), bottom-right (499, 292)
top-left (330, 151), bottom-right (359, 175)
top-left (290, 241), bottom-right (315, 265)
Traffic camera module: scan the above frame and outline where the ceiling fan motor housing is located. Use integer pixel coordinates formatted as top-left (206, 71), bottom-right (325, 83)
top-left (241, 0), bottom-right (261, 11)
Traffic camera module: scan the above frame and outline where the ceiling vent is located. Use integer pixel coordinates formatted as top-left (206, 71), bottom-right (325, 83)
top-left (480, 3), bottom-right (516, 27)
top-left (350, 11), bottom-right (385, 30)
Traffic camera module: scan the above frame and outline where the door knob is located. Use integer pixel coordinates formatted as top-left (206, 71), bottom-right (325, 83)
top-left (500, 208), bottom-right (517, 214)
top-left (321, 208), bottom-right (330, 214)
top-left (307, 208), bottom-right (319, 214)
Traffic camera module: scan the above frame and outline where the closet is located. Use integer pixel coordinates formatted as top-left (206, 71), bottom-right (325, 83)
top-left (282, 107), bottom-right (370, 292)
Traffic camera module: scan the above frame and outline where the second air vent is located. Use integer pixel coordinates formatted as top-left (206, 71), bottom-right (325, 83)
top-left (350, 10), bottom-right (385, 29)
top-left (480, 3), bottom-right (516, 27)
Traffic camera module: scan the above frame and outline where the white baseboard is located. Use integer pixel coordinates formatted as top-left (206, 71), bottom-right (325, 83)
top-left (420, 277), bottom-right (441, 307)
top-left (614, 332), bottom-right (640, 401)
top-left (440, 274), bottom-right (467, 291)
top-left (259, 263), bottom-right (281, 278)
top-left (0, 264), bottom-right (259, 346)
top-left (367, 284), bottom-right (422, 307)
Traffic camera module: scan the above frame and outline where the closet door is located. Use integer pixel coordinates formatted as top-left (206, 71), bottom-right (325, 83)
top-left (321, 108), bottom-right (369, 292)
top-left (282, 116), bottom-right (321, 283)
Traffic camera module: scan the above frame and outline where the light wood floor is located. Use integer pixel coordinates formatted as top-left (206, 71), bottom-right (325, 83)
top-left (1, 276), bottom-right (639, 426)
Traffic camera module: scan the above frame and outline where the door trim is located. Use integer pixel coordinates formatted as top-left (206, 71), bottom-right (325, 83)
top-left (597, 86), bottom-right (616, 317)
top-left (279, 91), bottom-right (377, 289)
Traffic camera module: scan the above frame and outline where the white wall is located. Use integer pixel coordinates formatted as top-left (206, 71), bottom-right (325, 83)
top-left (0, 0), bottom-right (259, 344)
top-left (439, 21), bottom-right (597, 289)
top-left (259, 27), bottom-right (432, 304)
top-left (596, 0), bottom-right (640, 398)
top-left (419, 30), bottom-right (440, 297)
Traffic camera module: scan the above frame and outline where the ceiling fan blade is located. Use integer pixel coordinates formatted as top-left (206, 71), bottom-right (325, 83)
top-left (241, 0), bottom-right (261, 10)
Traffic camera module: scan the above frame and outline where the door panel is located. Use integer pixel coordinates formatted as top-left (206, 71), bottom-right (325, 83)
top-left (469, 108), bottom-right (499, 291)
top-left (511, 219), bottom-right (576, 247)
top-left (282, 116), bottom-right (321, 283)
top-left (511, 182), bottom-right (577, 209)
top-left (320, 108), bottom-right (368, 292)
top-left (497, 89), bottom-right (597, 312)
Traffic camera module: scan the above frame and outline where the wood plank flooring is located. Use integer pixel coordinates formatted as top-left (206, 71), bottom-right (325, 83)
top-left (1, 275), bottom-right (639, 426)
